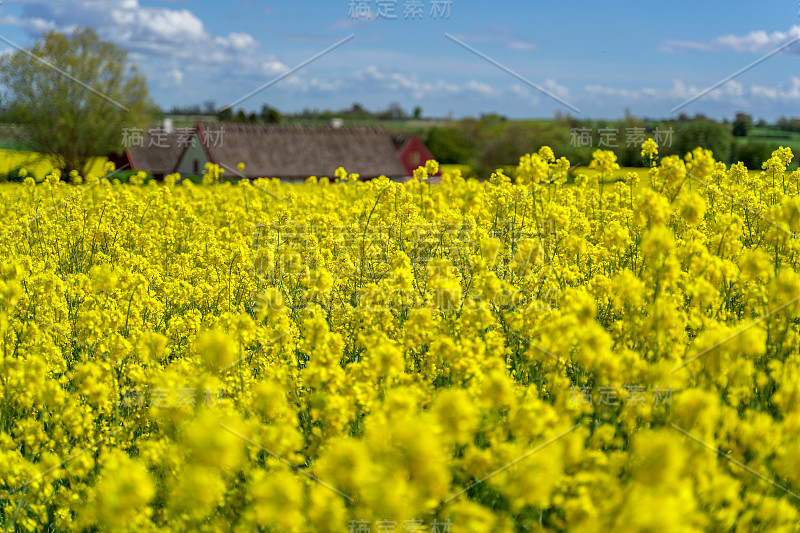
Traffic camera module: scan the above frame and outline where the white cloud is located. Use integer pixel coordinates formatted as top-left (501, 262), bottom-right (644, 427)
top-left (168, 68), bottom-right (183, 86)
top-left (0, 13), bottom-right (59, 34)
top-left (352, 66), bottom-right (497, 99)
top-left (508, 83), bottom-right (540, 105)
top-left (751, 76), bottom-right (800, 101)
top-left (584, 84), bottom-right (641, 99)
top-left (308, 77), bottom-right (346, 92)
top-left (262, 60), bottom-right (290, 76)
top-left (214, 32), bottom-right (257, 52)
top-left (507, 40), bottom-right (536, 51)
top-left (0, 0), bottom-right (303, 109)
top-left (662, 25), bottom-right (800, 55)
top-left (449, 27), bottom-right (537, 52)
top-left (542, 78), bottom-right (569, 100)
top-left (465, 80), bottom-right (495, 97)
top-left (327, 18), bottom-right (365, 31)
top-left (346, 65), bottom-right (562, 103)
top-left (582, 78), bottom-right (800, 108)
top-left (3, 0), bottom-right (260, 64)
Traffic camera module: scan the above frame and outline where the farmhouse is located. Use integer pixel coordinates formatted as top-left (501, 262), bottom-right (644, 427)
top-left (111, 123), bottom-right (435, 181)
top-left (110, 128), bottom-right (184, 178)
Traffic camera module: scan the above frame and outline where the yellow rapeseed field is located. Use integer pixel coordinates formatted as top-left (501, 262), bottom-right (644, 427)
top-left (0, 149), bottom-right (107, 181)
top-left (2, 142), bottom-right (800, 532)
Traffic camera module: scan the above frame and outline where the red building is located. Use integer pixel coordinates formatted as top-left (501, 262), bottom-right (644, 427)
top-left (390, 132), bottom-right (437, 177)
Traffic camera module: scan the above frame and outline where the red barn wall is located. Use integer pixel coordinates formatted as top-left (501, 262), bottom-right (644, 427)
top-left (398, 135), bottom-right (436, 176)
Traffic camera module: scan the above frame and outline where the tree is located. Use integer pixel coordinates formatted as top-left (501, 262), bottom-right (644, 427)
top-left (674, 119), bottom-right (733, 163)
top-left (731, 140), bottom-right (773, 169)
top-left (350, 102), bottom-right (366, 117)
top-left (260, 104), bottom-right (281, 124)
top-left (0, 27), bottom-right (152, 174)
top-left (478, 123), bottom-right (539, 176)
top-left (425, 118), bottom-right (485, 167)
top-left (413, 106), bottom-right (423, 120)
top-left (614, 110), bottom-right (647, 166)
top-left (380, 102), bottom-right (407, 121)
top-left (426, 125), bottom-right (475, 164)
top-left (732, 112), bottom-right (752, 137)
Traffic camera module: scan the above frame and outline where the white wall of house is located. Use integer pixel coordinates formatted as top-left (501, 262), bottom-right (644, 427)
top-left (175, 136), bottom-right (209, 176)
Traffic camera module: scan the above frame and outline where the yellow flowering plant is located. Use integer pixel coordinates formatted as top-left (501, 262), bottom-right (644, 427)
top-left (0, 142), bottom-right (799, 531)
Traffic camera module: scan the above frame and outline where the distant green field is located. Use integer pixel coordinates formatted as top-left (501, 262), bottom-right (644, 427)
top-left (0, 138), bottom-right (34, 151)
top-left (746, 127), bottom-right (800, 152)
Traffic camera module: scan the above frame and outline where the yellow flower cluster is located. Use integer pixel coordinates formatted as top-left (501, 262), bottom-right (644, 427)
top-left (1, 143), bottom-right (800, 532)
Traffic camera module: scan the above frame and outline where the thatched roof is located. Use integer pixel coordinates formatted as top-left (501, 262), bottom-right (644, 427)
top-left (126, 131), bottom-right (184, 176)
top-left (197, 124), bottom-right (409, 180)
top-left (389, 131), bottom-right (414, 151)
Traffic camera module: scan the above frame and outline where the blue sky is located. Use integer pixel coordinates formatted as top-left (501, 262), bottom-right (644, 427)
top-left (1, 0), bottom-right (799, 120)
